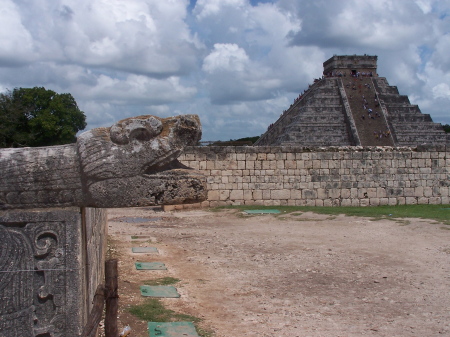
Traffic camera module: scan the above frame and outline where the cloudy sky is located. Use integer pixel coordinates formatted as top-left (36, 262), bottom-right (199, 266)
top-left (1, 0), bottom-right (449, 141)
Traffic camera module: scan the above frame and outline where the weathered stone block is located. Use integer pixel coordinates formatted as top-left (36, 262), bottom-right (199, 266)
top-left (360, 199), bottom-right (370, 207)
top-left (208, 190), bottom-right (220, 201)
top-left (302, 189), bottom-right (317, 199)
top-left (424, 187), bottom-right (433, 197)
top-left (341, 199), bottom-right (352, 206)
top-left (429, 197), bottom-right (442, 204)
top-left (230, 190), bottom-right (244, 200)
top-left (263, 200), bottom-right (276, 206)
top-left (257, 153), bottom-right (267, 161)
top-left (252, 190), bottom-right (263, 200)
top-left (369, 198), bottom-right (380, 206)
top-left (418, 197), bottom-right (429, 204)
top-left (404, 188), bottom-right (415, 197)
top-left (324, 199), bottom-right (333, 207)
top-left (0, 208), bottom-right (106, 337)
top-left (271, 189), bottom-right (291, 199)
top-left (406, 197), bottom-right (418, 204)
top-left (328, 189), bottom-right (341, 199)
top-left (314, 199), bottom-right (324, 206)
top-left (219, 190), bottom-right (230, 201)
top-left (262, 190), bottom-right (271, 200)
top-left (414, 186), bottom-right (424, 197)
top-left (351, 199), bottom-right (361, 206)
top-left (367, 188), bottom-right (377, 198)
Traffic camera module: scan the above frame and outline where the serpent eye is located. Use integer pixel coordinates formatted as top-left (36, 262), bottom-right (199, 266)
top-left (110, 116), bottom-right (163, 145)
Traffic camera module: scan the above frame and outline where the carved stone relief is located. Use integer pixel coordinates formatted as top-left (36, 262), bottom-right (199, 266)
top-left (0, 209), bottom-right (84, 337)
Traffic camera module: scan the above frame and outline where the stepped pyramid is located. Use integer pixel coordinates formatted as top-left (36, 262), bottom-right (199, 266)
top-left (255, 55), bottom-right (449, 147)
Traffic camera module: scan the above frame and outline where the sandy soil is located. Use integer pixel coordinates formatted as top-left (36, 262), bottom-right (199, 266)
top-left (106, 207), bottom-right (450, 337)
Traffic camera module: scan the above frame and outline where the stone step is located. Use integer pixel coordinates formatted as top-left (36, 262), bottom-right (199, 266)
top-left (282, 133), bottom-right (350, 143)
top-left (380, 95), bottom-right (411, 104)
top-left (396, 135), bottom-right (448, 142)
top-left (391, 115), bottom-right (433, 122)
top-left (281, 132), bottom-right (349, 139)
top-left (293, 113), bottom-right (345, 120)
top-left (302, 98), bottom-right (342, 106)
top-left (309, 86), bottom-right (341, 94)
top-left (388, 106), bottom-right (423, 115)
top-left (294, 116), bottom-right (347, 123)
top-left (392, 123), bottom-right (445, 131)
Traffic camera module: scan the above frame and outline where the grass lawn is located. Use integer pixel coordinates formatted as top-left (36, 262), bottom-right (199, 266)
top-left (217, 204), bottom-right (450, 225)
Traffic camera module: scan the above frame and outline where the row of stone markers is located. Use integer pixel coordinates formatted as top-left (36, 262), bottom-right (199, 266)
top-left (131, 245), bottom-right (200, 337)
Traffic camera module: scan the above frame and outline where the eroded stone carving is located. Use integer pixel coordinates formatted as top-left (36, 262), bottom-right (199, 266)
top-left (0, 114), bottom-right (206, 209)
top-left (0, 210), bottom-right (84, 337)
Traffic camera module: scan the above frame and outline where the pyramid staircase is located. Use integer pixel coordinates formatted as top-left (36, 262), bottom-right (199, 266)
top-left (340, 77), bottom-right (394, 146)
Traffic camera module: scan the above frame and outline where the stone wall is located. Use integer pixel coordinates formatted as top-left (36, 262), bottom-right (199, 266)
top-left (176, 145), bottom-right (449, 208)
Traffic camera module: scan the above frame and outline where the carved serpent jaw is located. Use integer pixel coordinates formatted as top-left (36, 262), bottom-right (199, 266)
top-left (0, 114), bottom-right (205, 209)
top-left (77, 114), bottom-right (206, 207)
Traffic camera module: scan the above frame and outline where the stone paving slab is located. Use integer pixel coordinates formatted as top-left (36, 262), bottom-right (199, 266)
top-left (147, 322), bottom-right (199, 337)
top-left (140, 285), bottom-right (180, 298)
top-left (244, 209), bottom-right (281, 214)
top-left (135, 262), bottom-right (167, 270)
top-left (132, 247), bottom-right (158, 253)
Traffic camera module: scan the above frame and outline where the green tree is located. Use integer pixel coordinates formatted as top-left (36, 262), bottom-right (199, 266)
top-left (443, 124), bottom-right (450, 133)
top-left (0, 87), bottom-right (86, 147)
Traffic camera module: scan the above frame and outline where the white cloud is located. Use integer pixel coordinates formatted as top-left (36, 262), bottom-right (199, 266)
top-left (197, 1), bottom-right (311, 105)
top-left (431, 34), bottom-right (450, 72)
top-left (202, 43), bottom-right (249, 73)
top-left (194, 0), bottom-right (247, 19)
top-left (0, 0), bottom-right (35, 65)
top-left (415, 0), bottom-right (433, 14)
top-left (4, 0), bottom-right (202, 76)
top-left (432, 83), bottom-right (450, 99)
top-left (77, 74), bottom-right (197, 104)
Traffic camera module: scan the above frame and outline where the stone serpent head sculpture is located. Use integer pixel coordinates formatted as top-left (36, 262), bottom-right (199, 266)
top-left (0, 114), bottom-right (207, 209)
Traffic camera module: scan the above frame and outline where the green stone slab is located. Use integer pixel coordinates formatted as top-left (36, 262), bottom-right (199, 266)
top-left (244, 209), bottom-right (281, 214)
top-left (117, 216), bottom-right (162, 223)
top-left (135, 262), bottom-right (167, 270)
top-left (140, 285), bottom-right (180, 298)
top-left (132, 247), bottom-right (158, 253)
top-left (148, 322), bottom-right (199, 337)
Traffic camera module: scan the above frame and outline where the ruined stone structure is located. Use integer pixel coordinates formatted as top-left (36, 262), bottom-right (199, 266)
top-left (255, 55), bottom-right (449, 147)
top-left (0, 115), bottom-right (206, 336)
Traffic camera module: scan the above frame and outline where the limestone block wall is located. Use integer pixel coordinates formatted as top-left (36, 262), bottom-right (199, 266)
top-left (178, 145), bottom-right (449, 208)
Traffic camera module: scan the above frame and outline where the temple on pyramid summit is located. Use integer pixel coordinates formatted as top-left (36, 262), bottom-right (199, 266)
top-left (255, 55), bottom-right (450, 147)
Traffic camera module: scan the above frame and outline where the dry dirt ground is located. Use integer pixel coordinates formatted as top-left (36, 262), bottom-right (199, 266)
top-left (106, 207), bottom-right (450, 337)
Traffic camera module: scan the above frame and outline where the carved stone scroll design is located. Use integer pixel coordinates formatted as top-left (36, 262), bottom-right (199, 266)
top-left (32, 223), bottom-right (71, 337)
top-left (0, 114), bottom-right (207, 209)
top-left (0, 212), bottom-right (83, 337)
